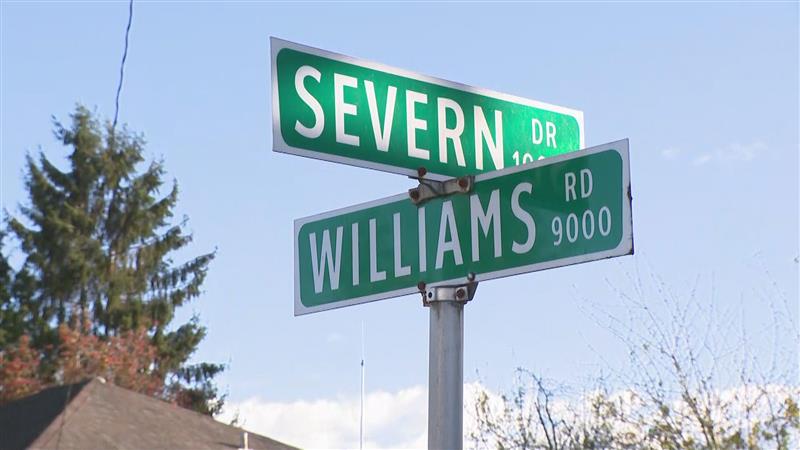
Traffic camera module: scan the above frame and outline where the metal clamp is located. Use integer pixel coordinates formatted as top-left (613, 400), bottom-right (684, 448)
top-left (417, 273), bottom-right (478, 307)
top-left (408, 167), bottom-right (474, 205)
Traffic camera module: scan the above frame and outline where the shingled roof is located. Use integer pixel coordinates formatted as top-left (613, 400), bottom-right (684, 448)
top-left (0, 378), bottom-right (297, 450)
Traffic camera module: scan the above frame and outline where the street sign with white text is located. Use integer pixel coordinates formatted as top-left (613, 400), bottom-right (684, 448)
top-left (294, 139), bottom-right (632, 315)
top-left (272, 38), bottom-right (585, 180)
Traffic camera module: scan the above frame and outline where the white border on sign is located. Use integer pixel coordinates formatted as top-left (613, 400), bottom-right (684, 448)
top-left (271, 37), bottom-right (586, 181)
top-left (293, 139), bottom-right (633, 316)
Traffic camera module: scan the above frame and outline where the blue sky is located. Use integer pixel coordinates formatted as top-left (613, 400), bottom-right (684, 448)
top-left (2, 2), bottom-right (798, 447)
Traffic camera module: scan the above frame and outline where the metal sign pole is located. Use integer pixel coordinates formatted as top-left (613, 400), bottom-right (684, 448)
top-left (409, 171), bottom-right (479, 450)
top-left (428, 294), bottom-right (464, 450)
top-left (422, 280), bottom-right (477, 450)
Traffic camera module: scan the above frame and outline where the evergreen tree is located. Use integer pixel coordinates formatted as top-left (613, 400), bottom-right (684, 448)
top-left (0, 231), bottom-right (17, 348)
top-left (1, 106), bottom-right (224, 414)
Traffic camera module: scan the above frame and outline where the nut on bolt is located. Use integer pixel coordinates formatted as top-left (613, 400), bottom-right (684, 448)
top-left (417, 167), bottom-right (427, 178)
top-left (409, 189), bottom-right (420, 201)
top-left (458, 177), bottom-right (469, 190)
top-left (455, 288), bottom-right (466, 299)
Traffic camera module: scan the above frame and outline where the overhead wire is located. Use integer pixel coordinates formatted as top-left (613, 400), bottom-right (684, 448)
top-left (112, 0), bottom-right (134, 133)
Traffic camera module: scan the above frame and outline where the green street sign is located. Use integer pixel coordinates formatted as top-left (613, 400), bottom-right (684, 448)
top-left (271, 38), bottom-right (585, 180)
top-left (294, 140), bottom-right (632, 315)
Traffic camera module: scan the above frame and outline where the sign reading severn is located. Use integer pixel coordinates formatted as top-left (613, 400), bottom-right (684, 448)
top-left (294, 139), bottom-right (632, 315)
top-left (272, 38), bottom-right (585, 180)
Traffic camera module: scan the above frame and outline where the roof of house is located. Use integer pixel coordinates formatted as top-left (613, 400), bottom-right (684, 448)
top-left (0, 378), bottom-right (298, 450)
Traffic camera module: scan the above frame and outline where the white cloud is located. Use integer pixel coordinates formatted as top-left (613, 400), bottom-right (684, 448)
top-left (218, 386), bottom-right (428, 449)
top-left (662, 141), bottom-right (767, 166)
top-left (692, 141), bottom-right (767, 166)
top-left (217, 383), bottom-right (490, 449)
top-left (325, 332), bottom-right (345, 343)
top-left (724, 141), bottom-right (767, 161)
top-left (692, 153), bottom-right (713, 166)
top-left (660, 147), bottom-right (682, 159)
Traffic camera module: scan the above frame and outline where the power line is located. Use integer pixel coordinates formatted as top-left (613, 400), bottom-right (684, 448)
top-left (112, 0), bottom-right (134, 132)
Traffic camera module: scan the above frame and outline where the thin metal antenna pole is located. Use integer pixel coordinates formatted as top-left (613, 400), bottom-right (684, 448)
top-left (360, 321), bottom-right (365, 450)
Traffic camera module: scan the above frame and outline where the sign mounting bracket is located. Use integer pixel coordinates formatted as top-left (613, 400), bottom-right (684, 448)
top-left (408, 168), bottom-right (475, 205)
top-left (417, 273), bottom-right (479, 307)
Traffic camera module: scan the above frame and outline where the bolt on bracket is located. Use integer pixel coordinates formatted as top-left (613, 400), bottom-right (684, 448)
top-left (417, 273), bottom-right (478, 307)
top-left (408, 168), bottom-right (474, 205)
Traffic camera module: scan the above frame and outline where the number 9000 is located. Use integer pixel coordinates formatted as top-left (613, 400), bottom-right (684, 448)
top-left (552, 207), bottom-right (612, 246)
